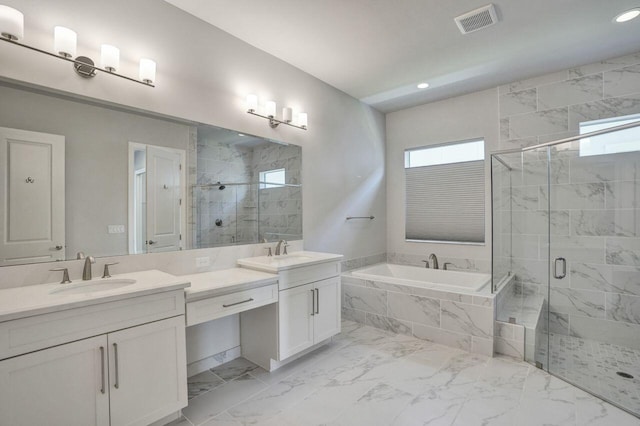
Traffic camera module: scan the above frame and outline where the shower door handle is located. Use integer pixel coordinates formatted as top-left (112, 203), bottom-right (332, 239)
top-left (553, 257), bottom-right (566, 279)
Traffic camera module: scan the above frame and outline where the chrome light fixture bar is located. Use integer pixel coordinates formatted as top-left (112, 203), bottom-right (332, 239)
top-left (246, 94), bottom-right (308, 130)
top-left (0, 5), bottom-right (156, 87)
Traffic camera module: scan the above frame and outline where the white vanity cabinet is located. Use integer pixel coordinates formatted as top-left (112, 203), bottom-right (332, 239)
top-left (278, 276), bottom-right (341, 359)
top-left (0, 281), bottom-right (188, 426)
top-left (238, 252), bottom-right (343, 369)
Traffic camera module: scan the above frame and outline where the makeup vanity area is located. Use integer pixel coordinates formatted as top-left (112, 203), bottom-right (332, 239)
top-left (0, 81), bottom-right (343, 426)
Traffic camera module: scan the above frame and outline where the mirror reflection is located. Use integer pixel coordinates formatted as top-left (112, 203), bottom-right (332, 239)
top-left (0, 82), bottom-right (302, 266)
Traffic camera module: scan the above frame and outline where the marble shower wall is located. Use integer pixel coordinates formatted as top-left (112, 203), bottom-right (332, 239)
top-left (253, 143), bottom-right (303, 242)
top-left (498, 51), bottom-right (640, 349)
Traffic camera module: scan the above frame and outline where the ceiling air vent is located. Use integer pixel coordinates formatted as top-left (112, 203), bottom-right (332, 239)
top-left (455, 4), bottom-right (498, 34)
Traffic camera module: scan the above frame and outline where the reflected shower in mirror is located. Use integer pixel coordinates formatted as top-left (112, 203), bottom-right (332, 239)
top-left (192, 126), bottom-right (302, 248)
top-left (0, 81), bottom-right (302, 266)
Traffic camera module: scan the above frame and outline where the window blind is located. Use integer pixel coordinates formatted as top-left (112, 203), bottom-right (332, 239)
top-left (405, 160), bottom-right (485, 243)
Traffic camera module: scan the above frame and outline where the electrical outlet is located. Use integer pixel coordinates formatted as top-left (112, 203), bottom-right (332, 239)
top-left (108, 225), bottom-right (125, 234)
top-left (196, 257), bottom-right (210, 267)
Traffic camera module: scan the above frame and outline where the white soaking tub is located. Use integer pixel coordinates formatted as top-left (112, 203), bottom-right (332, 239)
top-left (351, 263), bottom-right (490, 292)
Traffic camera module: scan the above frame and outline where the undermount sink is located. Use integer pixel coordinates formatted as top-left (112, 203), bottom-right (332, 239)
top-left (49, 278), bottom-right (137, 295)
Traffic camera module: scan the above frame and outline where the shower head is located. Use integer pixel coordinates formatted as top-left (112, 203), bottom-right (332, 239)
top-left (216, 181), bottom-right (226, 190)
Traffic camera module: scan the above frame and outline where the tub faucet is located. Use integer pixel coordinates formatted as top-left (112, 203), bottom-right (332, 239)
top-left (429, 253), bottom-right (439, 269)
top-left (83, 256), bottom-right (95, 280)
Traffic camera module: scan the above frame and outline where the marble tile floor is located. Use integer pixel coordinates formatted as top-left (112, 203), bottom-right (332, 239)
top-left (170, 321), bottom-right (640, 426)
top-left (548, 332), bottom-right (640, 418)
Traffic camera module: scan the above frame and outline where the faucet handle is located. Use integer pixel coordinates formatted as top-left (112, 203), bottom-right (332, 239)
top-left (50, 268), bottom-right (72, 284)
top-left (264, 247), bottom-right (273, 257)
top-left (421, 260), bottom-right (429, 268)
top-left (283, 242), bottom-right (289, 255)
top-left (102, 262), bottom-right (119, 278)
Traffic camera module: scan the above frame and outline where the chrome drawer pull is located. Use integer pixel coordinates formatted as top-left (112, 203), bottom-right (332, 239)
top-left (223, 298), bottom-right (254, 308)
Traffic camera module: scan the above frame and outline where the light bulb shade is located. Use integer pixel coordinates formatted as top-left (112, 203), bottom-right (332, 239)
top-left (0, 5), bottom-right (23, 40)
top-left (265, 101), bottom-right (276, 118)
top-left (54, 26), bottom-right (77, 58)
top-left (298, 112), bottom-right (308, 128)
top-left (282, 107), bottom-right (293, 123)
top-left (100, 44), bottom-right (120, 72)
top-left (246, 94), bottom-right (258, 112)
top-left (139, 58), bottom-right (156, 84)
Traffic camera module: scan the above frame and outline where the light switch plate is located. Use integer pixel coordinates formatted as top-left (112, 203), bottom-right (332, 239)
top-left (196, 257), bottom-right (210, 267)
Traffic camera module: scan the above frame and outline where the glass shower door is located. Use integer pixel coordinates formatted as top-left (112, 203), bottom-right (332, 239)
top-left (547, 126), bottom-right (640, 418)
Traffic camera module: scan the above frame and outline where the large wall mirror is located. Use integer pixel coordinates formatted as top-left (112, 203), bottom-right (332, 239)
top-left (0, 82), bottom-right (302, 266)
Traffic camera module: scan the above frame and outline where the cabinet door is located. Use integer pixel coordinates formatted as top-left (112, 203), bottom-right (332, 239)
top-left (0, 335), bottom-right (109, 426)
top-left (313, 277), bottom-right (341, 342)
top-left (108, 316), bottom-right (187, 426)
top-left (278, 283), bottom-right (314, 360)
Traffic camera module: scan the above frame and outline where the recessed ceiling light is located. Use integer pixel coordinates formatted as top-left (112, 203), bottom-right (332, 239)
top-left (417, 82), bottom-right (429, 89)
top-left (614, 8), bottom-right (640, 23)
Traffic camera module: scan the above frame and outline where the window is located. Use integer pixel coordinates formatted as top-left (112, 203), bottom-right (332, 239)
top-left (259, 168), bottom-right (285, 189)
top-left (579, 113), bottom-right (640, 157)
top-left (405, 139), bottom-right (485, 244)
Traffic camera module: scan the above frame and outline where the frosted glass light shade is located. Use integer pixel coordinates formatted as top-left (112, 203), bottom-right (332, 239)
top-left (282, 107), bottom-right (293, 123)
top-left (246, 94), bottom-right (258, 112)
top-left (54, 26), bottom-right (77, 58)
top-left (298, 112), bottom-right (308, 128)
top-left (101, 44), bottom-right (120, 72)
top-left (265, 101), bottom-right (276, 118)
top-left (139, 58), bottom-right (156, 84)
top-left (0, 5), bottom-right (23, 40)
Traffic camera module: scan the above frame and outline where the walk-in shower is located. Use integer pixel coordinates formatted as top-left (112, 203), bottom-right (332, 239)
top-left (491, 119), bottom-right (640, 418)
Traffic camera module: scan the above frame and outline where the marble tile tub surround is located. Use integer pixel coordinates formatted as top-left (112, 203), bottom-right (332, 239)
top-left (0, 240), bottom-right (304, 290)
top-left (172, 320), bottom-right (639, 426)
top-left (341, 272), bottom-right (495, 356)
top-left (496, 50), bottom-right (640, 351)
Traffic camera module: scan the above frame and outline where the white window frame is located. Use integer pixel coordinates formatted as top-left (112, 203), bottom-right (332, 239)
top-left (259, 168), bottom-right (286, 189)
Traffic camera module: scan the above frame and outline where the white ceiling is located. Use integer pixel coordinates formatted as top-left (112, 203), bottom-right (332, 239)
top-left (165, 0), bottom-right (640, 112)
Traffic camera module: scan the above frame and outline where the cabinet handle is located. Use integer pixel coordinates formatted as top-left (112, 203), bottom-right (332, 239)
top-left (315, 289), bottom-right (319, 314)
top-left (222, 298), bottom-right (254, 308)
top-left (310, 289), bottom-right (315, 316)
top-left (113, 343), bottom-right (119, 389)
top-left (99, 346), bottom-right (106, 394)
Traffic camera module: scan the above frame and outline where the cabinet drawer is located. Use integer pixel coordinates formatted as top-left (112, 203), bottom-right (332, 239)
top-left (0, 290), bottom-right (184, 360)
top-left (278, 262), bottom-right (340, 290)
top-left (186, 284), bottom-right (278, 326)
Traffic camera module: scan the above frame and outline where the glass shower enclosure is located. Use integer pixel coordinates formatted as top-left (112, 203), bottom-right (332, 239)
top-left (491, 119), bottom-right (640, 418)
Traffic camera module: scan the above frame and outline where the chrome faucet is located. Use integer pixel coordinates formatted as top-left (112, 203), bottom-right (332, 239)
top-left (83, 256), bottom-right (96, 280)
top-left (274, 239), bottom-right (288, 256)
top-left (429, 253), bottom-right (439, 269)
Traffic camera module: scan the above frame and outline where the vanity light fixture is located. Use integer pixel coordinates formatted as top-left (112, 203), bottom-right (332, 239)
top-left (0, 5), bottom-right (156, 86)
top-left (614, 8), bottom-right (640, 23)
top-left (245, 94), bottom-right (308, 130)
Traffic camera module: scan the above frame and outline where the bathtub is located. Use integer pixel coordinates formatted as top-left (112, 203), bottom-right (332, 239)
top-left (351, 263), bottom-right (490, 292)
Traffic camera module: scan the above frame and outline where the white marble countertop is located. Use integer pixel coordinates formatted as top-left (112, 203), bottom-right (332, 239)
top-left (181, 268), bottom-right (278, 302)
top-left (0, 270), bottom-right (190, 323)
top-left (237, 251), bottom-right (344, 273)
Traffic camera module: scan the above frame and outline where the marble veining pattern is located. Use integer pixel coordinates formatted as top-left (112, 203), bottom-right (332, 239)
top-left (173, 321), bottom-right (639, 425)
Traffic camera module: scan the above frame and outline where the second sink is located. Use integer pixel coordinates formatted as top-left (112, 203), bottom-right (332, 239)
top-left (49, 278), bottom-right (136, 295)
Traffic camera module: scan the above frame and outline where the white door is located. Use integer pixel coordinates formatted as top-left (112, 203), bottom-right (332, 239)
top-left (0, 127), bottom-right (65, 265)
top-left (0, 335), bottom-right (109, 426)
top-left (146, 146), bottom-right (182, 253)
top-left (108, 316), bottom-right (187, 426)
top-left (313, 277), bottom-right (342, 342)
top-left (278, 283), bottom-right (314, 360)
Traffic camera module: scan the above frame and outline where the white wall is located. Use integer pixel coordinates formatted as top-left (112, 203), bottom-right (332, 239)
top-left (385, 89), bottom-right (499, 272)
top-left (0, 0), bottom-right (385, 371)
top-left (0, 0), bottom-right (386, 262)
